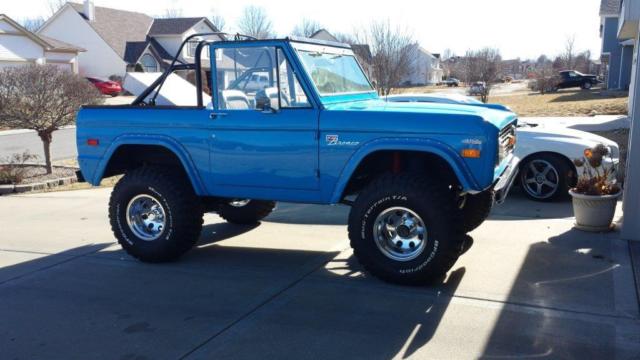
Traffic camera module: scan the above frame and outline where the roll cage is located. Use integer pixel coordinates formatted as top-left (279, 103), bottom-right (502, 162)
top-left (131, 32), bottom-right (352, 108)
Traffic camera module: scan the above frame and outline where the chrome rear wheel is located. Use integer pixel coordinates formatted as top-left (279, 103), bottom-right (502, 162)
top-left (126, 194), bottom-right (166, 241)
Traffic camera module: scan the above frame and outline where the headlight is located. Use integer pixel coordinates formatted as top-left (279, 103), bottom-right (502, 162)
top-left (608, 145), bottom-right (620, 160)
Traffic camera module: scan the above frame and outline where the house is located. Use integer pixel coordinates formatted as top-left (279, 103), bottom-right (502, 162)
top-left (37, 0), bottom-right (221, 78)
top-left (402, 45), bottom-right (443, 86)
top-left (309, 29), bottom-right (376, 83)
top-left (0, 14), bottom-right (83, 72)
top-left (599, 0), bottom-right (636, 90)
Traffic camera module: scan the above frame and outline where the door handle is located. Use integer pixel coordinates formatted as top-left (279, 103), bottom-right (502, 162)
top-left (209, 112), bottom-right (227, 120)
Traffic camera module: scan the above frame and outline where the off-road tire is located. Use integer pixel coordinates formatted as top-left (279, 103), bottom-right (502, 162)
top-left (218, 200), bottom-right (276, 224)
top-left (459, 190), bottom-right (494, 233)
top-left (348, 173), bottom-right (465, 285)
top-left (109, 166), bottom-right (203, 262)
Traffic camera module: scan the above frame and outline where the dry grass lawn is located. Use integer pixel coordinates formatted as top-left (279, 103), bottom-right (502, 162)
top-left (394, 85), bottom-right (628, 117)
top-left (491, 90), bottom-right (628, 117)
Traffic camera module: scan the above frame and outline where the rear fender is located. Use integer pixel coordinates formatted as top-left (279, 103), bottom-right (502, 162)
top-left (90, 134), bottom-right (206, 195)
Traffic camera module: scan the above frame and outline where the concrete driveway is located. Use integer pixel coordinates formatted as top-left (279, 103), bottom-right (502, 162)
top-left (0, 188), bottom-right (639, 359)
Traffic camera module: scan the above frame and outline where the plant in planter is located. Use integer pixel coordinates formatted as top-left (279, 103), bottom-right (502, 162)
top-left (570, 144), bottom-right (621, 232)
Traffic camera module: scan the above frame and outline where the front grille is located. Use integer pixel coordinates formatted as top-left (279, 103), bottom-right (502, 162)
top-left (497, 123), bottom-right (516, 165)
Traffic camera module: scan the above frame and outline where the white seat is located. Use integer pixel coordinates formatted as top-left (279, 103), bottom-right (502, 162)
top-left (221, 90), bottom-right (250, 110)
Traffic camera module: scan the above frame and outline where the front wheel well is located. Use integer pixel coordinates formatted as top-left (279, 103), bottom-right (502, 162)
top-left (102, 145), bottom-right (188, 180)
top-left (341, 150), bottom-right (461, 201)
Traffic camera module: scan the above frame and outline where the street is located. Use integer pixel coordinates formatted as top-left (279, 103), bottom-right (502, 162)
top-left (0, 188), bottom-right (638, 359)
top-left (0, 96), bottom-right (134, 163)
top-left (0, 127), bottom-right (76, 162)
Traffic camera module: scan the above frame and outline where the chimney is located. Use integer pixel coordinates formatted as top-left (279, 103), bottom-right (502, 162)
top-left (83, 0), bottom-right (95, 22)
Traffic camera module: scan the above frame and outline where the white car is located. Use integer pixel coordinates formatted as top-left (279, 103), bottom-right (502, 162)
top-left (386, 93), bottom-right (620, 202)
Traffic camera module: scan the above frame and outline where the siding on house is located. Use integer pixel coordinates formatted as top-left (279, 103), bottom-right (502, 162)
top-left (0, 32), bottom-right (43, 62)
top-left (602, 16), bottom-right (623, 89)
top-left (403, 46), bottom-right (443, 86)
top-left (38, 6), bottom-right (127, 77)
top-left (0, 15), bottom-right (82, 72)
top-left (620, 44), bottom-right (634, 90)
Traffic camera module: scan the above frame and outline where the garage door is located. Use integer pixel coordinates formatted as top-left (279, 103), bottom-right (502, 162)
top-left (0, 60), bottom-right (34, 69)
top-left (47, 62), bottom-right (73, 72)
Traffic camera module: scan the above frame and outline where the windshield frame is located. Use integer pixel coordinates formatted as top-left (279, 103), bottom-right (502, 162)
top-left (291, 42), bottom-right (376, 98)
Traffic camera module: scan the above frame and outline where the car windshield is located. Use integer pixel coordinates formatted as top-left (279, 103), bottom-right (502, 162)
top-left (296, 48), bottom-right (374, 96)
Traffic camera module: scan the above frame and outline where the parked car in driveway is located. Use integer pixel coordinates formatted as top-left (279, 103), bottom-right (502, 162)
top-left (468, 82), bottom-right (486, 96)
top-left (76, 35), bottom-right (520, 286)
top-left (386, 93), bottom-right (620, 201)
top-left (86, 77), bottom-right (122, 96)
top-left (442, 78), bottom-right (460, 87)
top-left (557, 70), bottom-right (600, 90)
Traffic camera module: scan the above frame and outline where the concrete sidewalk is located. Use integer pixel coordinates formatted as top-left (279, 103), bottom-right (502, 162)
top-left (0, 188), bottom-right (639, 359)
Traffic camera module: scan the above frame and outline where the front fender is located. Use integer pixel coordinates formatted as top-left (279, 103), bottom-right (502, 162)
top-left (330, 137), bottom-right (483, 203)
top-left (89, 134), bottom-right (207, 195)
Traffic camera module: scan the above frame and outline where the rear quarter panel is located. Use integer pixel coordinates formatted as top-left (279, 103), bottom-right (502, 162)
top-left (76, 107), bottom-right (210, 195)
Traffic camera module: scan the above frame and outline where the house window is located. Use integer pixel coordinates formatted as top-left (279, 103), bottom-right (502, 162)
top-left (187, 37), bottom-right (201, 57)
top-left (141, 54), bottom-right (158, 72)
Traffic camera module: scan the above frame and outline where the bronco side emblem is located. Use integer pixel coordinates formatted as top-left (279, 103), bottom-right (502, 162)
top-left (326, 135), bottom-right (339, 145)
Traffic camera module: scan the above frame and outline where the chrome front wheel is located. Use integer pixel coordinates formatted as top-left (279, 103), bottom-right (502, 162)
top-left (373, 207), bottom-right (427, 262)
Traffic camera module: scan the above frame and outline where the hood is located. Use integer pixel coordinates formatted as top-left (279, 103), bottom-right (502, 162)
top-left (517, 123), bottom-right (618, 147)
top-left (325, 98), bottom-right (517, 130)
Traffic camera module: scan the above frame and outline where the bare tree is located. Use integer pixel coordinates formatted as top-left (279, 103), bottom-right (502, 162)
top-left (574, 50), bottom-right (593, 74)
top-left (461, 48), bottom-right (502, 102)
top-left (442, 48), bottom-right (454, 61)
top-left (158, 7), bottom-right (184, 19)
top-left (533, 64), bottom-right (560, 94)
top-left (21, 0), bottom-right (65, 30)
top-left (210, 13), bottom-right (226, 32)
top-left (355, 20), bottom-right (416, 95)
top-left (292, 18), bottom-right (322, 37)
top-left (47, 0), bottom-right (66, 16)
top-left (333, 32), bottom-right (356, 44)
top-left (0, 65), bottom-right (102, 173)
top-left (19, 17), bottom-right (45, 32)
top-left (237, 6), bottom-right (274, 39)
top-left (561, 34), bottom-right (577, 70)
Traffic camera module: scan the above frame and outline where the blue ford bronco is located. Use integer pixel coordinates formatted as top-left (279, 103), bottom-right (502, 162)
top-left (76, 33), bottom-right (519, 285)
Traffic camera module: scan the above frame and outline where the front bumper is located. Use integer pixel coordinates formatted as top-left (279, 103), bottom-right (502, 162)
top-left (493, 155), bottom-right (520, 204)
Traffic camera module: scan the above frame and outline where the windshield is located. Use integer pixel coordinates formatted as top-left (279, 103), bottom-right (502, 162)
top-left (296, 50), bottom-right (374, 96)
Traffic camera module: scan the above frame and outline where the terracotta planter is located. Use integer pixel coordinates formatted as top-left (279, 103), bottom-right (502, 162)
top-left (569, 190), bottom-right (621, 232)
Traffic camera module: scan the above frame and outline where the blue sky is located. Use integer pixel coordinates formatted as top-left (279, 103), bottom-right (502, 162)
top-left (5, 0), bottom-right (602, 60)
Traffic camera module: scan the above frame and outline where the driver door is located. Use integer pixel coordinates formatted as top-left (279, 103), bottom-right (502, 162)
top-left (207, 44), bottom-right (320, 195)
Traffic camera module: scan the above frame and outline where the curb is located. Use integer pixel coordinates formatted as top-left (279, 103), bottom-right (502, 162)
top-left (0, 176), bottom-right (77, 196)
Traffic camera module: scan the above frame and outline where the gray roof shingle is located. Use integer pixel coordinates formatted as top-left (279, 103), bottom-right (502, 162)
top-left (600, 0), bottom-right (621, 16)
top-left (69, 2), bottom-right (153, 58)
top-left (39, 34), bottom-right (86, 52)
top-left (123, 41), bottom-right (149, 64)
top-left (123, 38), bottom-right (178, 66)
top-left (148, 18), bottom-right (209, 35)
